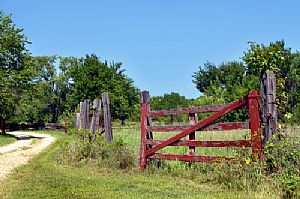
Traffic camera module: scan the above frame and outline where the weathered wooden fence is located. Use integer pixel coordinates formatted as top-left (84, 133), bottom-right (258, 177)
top-left (139, 71), bottom-right (278, 169)
top-left (260, 71), bottom-right (278, 146)
top-left (139, 90), bottom-right (262, 170)
top-left (74, 92), bottom-right (113, 142)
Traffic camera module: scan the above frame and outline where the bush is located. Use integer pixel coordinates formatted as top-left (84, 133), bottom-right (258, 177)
top-left (61, 130), bottom-right (136, 170)
top-left (264, 135), bottom-right (300, 198)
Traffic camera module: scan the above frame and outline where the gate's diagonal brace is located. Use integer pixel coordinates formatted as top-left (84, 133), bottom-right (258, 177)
top-left (145, 95), bottom-right (248, 157)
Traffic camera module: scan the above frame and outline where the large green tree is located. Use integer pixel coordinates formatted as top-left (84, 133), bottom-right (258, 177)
top-left (66, 54), bottom-right (139, 125)
top-left (192, 40), bottom-right (300, 123)
top-left (0, 11), bottom-right (33, 133)
top-left (243, 40), bottom-right (298, 120)
top-left (16, 56), bottom-right (70, 123)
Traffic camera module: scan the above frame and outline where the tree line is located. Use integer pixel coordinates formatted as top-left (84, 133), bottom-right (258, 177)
top-left (0, 11), bottom-right (139, 133)
top-left (1, 10), bottom-right (300, 134)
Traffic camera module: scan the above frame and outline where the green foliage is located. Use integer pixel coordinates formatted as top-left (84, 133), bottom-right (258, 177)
top-left (264, 135), bottom-right (300, 198)
top-left (62, 131), bottom-right (135, 170)
top-left (193, 40), bottom-right (300, 124)
top-left (243, 40), bottom-right (293, 76)
top-left (66, 54), bottom-right (139, 124)
top-left (151, 92), bottom-right (188, 123)
top-left (0, 11), bottom-right (33, 127)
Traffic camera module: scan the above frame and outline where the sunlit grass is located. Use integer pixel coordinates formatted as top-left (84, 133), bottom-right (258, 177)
top-left (0, 134), bottom-right (16, 147)
top-left (0, 131), bottom-right (277, 199)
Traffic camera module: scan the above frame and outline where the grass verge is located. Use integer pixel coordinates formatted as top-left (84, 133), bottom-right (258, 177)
top-left (0, 134), bottom-right (16, 147)
top-left (0, 131), bottom-right (278, 199)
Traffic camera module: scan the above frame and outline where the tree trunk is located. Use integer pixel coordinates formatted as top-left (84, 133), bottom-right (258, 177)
top-left (0, 118), bottom-right (6, 134)
top-left (121, 119), bottom-right (125, 126)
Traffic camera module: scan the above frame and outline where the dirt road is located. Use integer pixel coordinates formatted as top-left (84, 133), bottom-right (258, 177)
top-left (0, 132), bottom-right (55, 180)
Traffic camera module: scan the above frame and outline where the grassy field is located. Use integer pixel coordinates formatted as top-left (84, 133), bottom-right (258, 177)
top-left (0, 134), bottom-right (16, 147)
top-left (0, 130), bottom-right (279, 199)
top-left (113, 123), bottom-right (251, 157)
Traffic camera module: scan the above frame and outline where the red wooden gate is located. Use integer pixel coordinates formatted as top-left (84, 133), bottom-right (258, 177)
top-left (139, 90), bottom-right (262, 170)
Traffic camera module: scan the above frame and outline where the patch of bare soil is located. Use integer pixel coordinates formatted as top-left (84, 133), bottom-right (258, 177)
top-left (0, 132), bottom-right (54, 180)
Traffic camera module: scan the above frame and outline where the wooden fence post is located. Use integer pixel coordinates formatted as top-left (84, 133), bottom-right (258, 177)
top-left (102, 92), bottom-right (113, 142)
top-left (248, 90), bottom-right (262, 162)
top-left (79, 102), bottom-right (85, 129)
top-left (188, 113), bottom-right (197, 156)
top-left (83, 99), bottom-right (90, 138)
top-left (140, 91), bottom-right (153, 149)
top-left (91, 99), bottom-right (101, 134)
top-left (260, 71), bottom-right (278, 146)
top-left (139, 90), bottom-right (152, 170)
top-left (74, 113), bottom-right (80, 129)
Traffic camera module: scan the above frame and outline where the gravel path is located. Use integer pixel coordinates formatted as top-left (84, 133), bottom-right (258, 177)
top-left (0, 132), bottom-right (55, 180)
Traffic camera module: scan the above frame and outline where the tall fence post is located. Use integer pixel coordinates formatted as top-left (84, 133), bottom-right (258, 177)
top-left (83, 99), bottom-right (90, 138)
top-left (248, 90), bottom-right (262, 162)
top-left (140, 91), bottom-right (153, 149)
top-left (74, 112), bottom-right (80, 129)
top-left (139, 91), bottom-right (151, 170)
top-left (91, 99), bottom-right (101, 134)
top-left (79, 102), bottom-right (85, 129)
top-left (260, 71), bottom-right (278, 146)
top-left (102, 92), bottom-right (113, 142)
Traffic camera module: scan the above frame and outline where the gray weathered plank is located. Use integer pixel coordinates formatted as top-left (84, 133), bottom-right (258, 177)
top-left (102, 92), bottom-right (113, 142)
top-left (91, 99), bottom-right (101, 134)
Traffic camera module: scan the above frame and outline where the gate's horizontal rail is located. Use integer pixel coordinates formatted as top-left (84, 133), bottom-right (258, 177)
top-left (149, 153), bottom-right (235, 162)
top-left (147, 122), bottom-right (249, 132)
top-left (147, 104), bottom-right (227, 117)
top-left (146, 140), bottom-right (251, 147)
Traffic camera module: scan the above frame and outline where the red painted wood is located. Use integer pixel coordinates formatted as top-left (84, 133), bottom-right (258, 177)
top-left (147, 122), bottom-right (248, 132)
top-left (139, 102), bottom-right (147, 170)
top-left (147, 125), bottom-right (191, 132)
top-left (149, 153), bottom-right (234, 162)
top-left (248, 90), bottom-right (262, 162)
top-left (147, 104), bottom-right (227, 117)
top-left (145, 95), bottom-right (248, 156)
top-left (146, 140), bottom-right (252, 147)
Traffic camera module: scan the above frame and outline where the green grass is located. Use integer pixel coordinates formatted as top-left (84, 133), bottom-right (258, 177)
top-left (114, 124), bottom-right (251, 157)
top-left (0, 134), bottom-right (16, 147)
top-left (0, 131), bottom-right (278, 199)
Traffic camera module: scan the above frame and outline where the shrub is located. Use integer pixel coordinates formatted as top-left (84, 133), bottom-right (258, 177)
top-left (264, 134), bottom-right (300, 198)
top-left (61, 130), bottom-right (136, 170)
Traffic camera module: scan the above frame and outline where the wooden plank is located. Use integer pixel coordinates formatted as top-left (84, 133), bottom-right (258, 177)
top-left (147, 125), bottom-right (191, 132)
top-left (145, 94), bottom-right (248, 157)
top-left (248, 90), bottom-right (262, 162)
top-left (149, 153), bottom-right (234, 162)
top-left (147, 104), bottom-right (227, 117)
top-left (84, 99), bottom-right (89, 138)
top-left (79, 102), bottom-right (84, 129)
top-left (146, 140), bottom-right (252, 147)
top-left (140, 101), bottom-right (148, 170)
top-left (102, 92), bottom-right (113, 142)
top-left (74, 113), bottom-right (80, 129)
top-left (90, 99), bottom-right (101, 134)
top-left (147, 122), bottom-right (248, 132)
top-left (260, 71), bottom-right (278, 147)
top-left (140, 91), bottom-right (153, 149)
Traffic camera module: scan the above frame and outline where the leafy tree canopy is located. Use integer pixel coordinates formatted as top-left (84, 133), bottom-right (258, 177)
top-left (0, 11), bottom-right (33, 132)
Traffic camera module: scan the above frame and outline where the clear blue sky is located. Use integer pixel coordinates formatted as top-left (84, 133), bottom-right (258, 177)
top-left (1, 1), bottom-right (300, 98)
